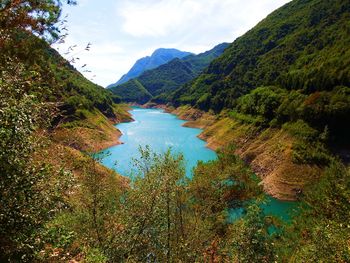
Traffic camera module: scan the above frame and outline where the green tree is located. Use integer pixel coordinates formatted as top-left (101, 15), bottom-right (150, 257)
top-left (112, 147), bottom-right (188, 262)
top-left (229, 205), bottom-right (275, 263)
top-left (66, 153), bottom-right (124, 260)
top-left (0, 0), bottom-right (76, 260)
top-left (0, 0), bottom-right (76, 47)
top-left (0, 62), bottom-right (73, 261)
top-left (277, 162), bottom-right (350, 262)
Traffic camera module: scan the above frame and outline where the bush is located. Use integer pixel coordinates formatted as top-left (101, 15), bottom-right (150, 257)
top-left (282, 120), bottom-right (319, 140)
top-left (236, 86), bottom-right (287, 121)
top-left (291, 141), bottom-right (332, 165)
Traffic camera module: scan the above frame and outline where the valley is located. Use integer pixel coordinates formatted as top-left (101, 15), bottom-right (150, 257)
top-left (1, 0), bottom-right (349, 262)
top-left (99, 106), bottom-right (297, 220)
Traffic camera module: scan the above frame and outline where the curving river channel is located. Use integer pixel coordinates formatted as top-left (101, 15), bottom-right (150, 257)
top-left (99, 107), bottom-right (297, 221)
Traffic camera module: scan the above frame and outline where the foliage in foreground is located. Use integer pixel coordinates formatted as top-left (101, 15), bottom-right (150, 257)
top-left (37, 146), bottom-right (266, 262)
top-left (0, 0), bottom-right (117, 260)
top-left (32, 145), bottom-right (348, 263)
top-left (0, 60), bottom-right (74, 262)
top-left (276, 162), bottom-right (350, 262)
top-left (0, 1), bottom-right (77, 261)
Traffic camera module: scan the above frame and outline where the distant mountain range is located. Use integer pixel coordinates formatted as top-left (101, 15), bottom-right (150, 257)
top-left (107, 48), bottom-right (193, 87)
top-left (108, 43), bottom-right (229, 104)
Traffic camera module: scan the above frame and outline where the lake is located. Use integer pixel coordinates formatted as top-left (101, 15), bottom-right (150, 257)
top-left (99, 107), bottom-right (297, 221)
top-left (99, 107), bottom-right (217, 177)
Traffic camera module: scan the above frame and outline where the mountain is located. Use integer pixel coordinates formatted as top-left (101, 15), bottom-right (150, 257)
top-left (169, 0), bottom-right (350, 110)
top-left (112, 79), bottom-right (153, 104)
top-left (109, 43), bottom-right (229, 104)
top-left (108, 48), bottom-right (193, 87)
top-left (1, 32), bottom-right (133, 153)
top-left (167, 0), bottom-right (350, 140)
top-left (1, 33), bottom-right (119, 123)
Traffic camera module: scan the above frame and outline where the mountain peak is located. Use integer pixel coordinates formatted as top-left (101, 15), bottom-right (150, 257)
top-left (109, 42), bottom-right (229, 104)
top-left (108, 48), bottom-right (193, 87)
top-left (151, 48), bottom-right (191, 56)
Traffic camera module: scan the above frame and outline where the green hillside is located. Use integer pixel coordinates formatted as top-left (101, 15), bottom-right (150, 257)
top-left (15, 35), bottom-right (121, 122)
top-left (109, 43), bottom-right (229, 104)
top-left (113, 78), bottom-right (152, 104)
top-left (138, 59), bottom-right (196, 95)
top-left (169, 0), bottom-right (350, 140)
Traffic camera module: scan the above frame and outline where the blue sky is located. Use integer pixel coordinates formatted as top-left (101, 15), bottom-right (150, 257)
top-left (53, 0), bottom-right (291, 87)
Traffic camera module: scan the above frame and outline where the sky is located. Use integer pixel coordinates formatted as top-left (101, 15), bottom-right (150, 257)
top-left (53, 0), bottom-right (291, 87)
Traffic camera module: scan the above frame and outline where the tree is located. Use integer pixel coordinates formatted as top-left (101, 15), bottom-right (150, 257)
top-left (229, 205), bottom-right (275, 263)
top-left (0, 0), bottom-right (76, 260)
top-left (276, 162), bottom-right (350, 262)
top-left (0, 61), bottom-right (73, 261)
top-left (0, 0), bottom-right (76, 47)
top-left (106, 147), bottom-right (188, 262)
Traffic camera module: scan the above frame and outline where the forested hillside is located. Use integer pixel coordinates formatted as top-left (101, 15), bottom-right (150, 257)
top-left (169, 0), bottom-right (349, 141)
top-left (5, 35), bottom-right (120, 122)
top-left (109, 43), bottom-right (229, 104)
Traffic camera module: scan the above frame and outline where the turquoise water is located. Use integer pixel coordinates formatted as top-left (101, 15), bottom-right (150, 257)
top-left (99, 107), bottom-right (298, 221)
top-left (99, 107), bottom-right (217, 177)
top-left (262, 197), bottom-right (298, 222)
top-left (227, 198), bottom-right (298, 223)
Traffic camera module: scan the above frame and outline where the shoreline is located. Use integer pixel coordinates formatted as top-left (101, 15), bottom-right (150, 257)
top-left (98, 103), bottom-right (317, 201)
top-left (148, 104), bottom-right (312, 201)
top-left (95, 107), bottom-right (135, 152)
top-left (52, 105), bottom-right (134, 154)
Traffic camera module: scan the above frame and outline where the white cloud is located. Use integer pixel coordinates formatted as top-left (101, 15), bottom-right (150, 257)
top-left (54, 0), bottom-right (291, 87)
top-left (119, 0), bottom-right (290, 40)
top-left (119, 0), bottom-right (203, 37)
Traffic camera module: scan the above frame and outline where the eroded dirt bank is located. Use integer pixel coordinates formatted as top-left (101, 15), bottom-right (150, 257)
top-left (159, 105), bottom-right (321, 201)
top-left (52, 104), bottom-right (134, 153)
